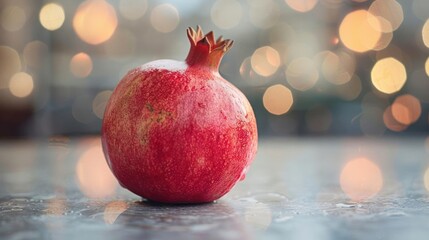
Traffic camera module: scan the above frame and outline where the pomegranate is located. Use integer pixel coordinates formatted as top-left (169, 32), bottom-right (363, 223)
top-left (101, 27), bottom-right (258, 203)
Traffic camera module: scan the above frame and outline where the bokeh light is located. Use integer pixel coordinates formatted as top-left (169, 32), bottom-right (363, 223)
top-left (339, 10), bottom-right (381, 53)
top-left (424, 168), bottom-right (429, 192)
top-left (119, 0), bottom-right (147, 21)
top-left (373, 31), bottom-right (393, 51)
top-left (73, 0), bottom-right (118, 45)
top-left (316, 50), bottom-right (355, 85)
top-left (285, 0), bottom-right (318, 13)
top-left (1, 6), bottom-right (26, 32)
top-left (423, 19), bottom-right (429, 48)
top-left (39, 3), bottom-right (65, 31)
top-left (9, 72), bottom-right (33, 98)
top-left (76, 141), bottom-right (118, 198)
top-left (150, 4), bottom-right (180, 33)
top-left (92, 91), bottom-right (112, 119)
top-left (263, 84), bottom-right (293, 115)
top-left (340, 158), bottom-right (383, 201)
top-left (211, 0), bottom-right (242, 30)
top-left (383, 106), bottom-right (407, 132)
top-left (391, 94), bottom-right (421, 125)
top-left (240, 57), bottom-right (271, 86)
top-left (286, 57), bottom-right (319, 91)
top-left (368, 0), bottom-right (403, 33)
top-left (425, 57), bottom-right (429, 77)
top-left (70, 52), bottom-right (93, 78)
top-left (250, 46), bottom-right (281, 77)
top-left (248, 0), bottom-right (279, 29)
top-left (104, 201), bottom-right (129, 224)
top-left (371, 57), bottom-right (406, 94)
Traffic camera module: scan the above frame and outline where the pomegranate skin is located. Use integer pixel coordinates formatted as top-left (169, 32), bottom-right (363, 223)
top-left (101, 27), bottom-right (258, 203)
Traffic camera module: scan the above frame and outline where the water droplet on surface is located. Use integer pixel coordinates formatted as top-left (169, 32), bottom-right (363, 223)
top-left (274, 215), bottom-right (294, 222)
top-left (335, 202), bottom-right (357, 208)
top-left (380, 211), bottom-right (407, 217)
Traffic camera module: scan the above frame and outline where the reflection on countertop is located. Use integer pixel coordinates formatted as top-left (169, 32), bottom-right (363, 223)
top-left (1, 137), bottom-right (429, 240)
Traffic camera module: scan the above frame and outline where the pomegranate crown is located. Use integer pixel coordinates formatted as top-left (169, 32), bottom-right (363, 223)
top-left (185, 26), bottom-right (234, 70)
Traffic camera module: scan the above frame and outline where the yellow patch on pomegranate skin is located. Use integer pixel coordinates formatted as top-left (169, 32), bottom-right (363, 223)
top-left (137, 103), bottom-right (172, 146)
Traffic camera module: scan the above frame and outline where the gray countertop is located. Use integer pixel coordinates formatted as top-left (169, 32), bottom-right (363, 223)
top-left (1, 137), bottom-right (429, 240)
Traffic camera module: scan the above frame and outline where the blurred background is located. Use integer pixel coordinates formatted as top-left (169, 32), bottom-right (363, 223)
top-left (0, 0), bottom-right (428, 138)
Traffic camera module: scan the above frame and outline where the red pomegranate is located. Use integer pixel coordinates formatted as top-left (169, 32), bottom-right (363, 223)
top-left (101, 27), bottom-right (258, 203)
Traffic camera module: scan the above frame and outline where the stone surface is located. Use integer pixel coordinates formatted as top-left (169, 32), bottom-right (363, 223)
top-left (1, 137), bottom-right (429, 239)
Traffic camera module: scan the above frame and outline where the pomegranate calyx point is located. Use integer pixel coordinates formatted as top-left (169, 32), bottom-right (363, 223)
top-left (185, 26), bottom-right (233, 70)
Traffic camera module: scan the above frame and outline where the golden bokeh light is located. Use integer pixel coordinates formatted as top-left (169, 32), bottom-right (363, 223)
top-left (150, 4), bottom-right (180, 33)
top-left (424, 168), bottom-right (429, 192)
top-left (104, 201), bottom-right (129, 224)
top-left (373, 31), bottom-right (393, 51)
top-left (263, 84), bottom-right (293, 115)
top-left (76, 143), bottom-right (118, 198)
top-left (240, 57), bottom-right (252, 79)
top-left (391, 95), bottom-right (421, 125)
top-left (70, 52), bottom-right (93, 78)
top-left (39, 3), bottom-right (65, 31)
top-left (9, 72), bottom-right (33, 98)
top-left (250, 46), bottom-right (281, 77)
top-left (339, 10), bottom-right (381, 53)
top-left (73, 0), bottom-right (118, 45)
top-left (240, 57), bottom-right (269, 86)
top-left (425, 57), bottom-right (429, 77)
top-left (340, 158), bottom-right (383, 201)
top-left (371, 57), bottom-right (406, 94)
top-left (285, 0), bottom-right (318, 13)
top-left (248, 0), bottom-right (279, 29)
top-left (119, 0), bottom-right (147, 20)
top-left (211, 0), bottom-right (242, 29)
top-left (383, 106), bottom-right (407, 132)
top-left (93, 90), bottom-right (112, 119)
top-left (1, 6), bottom-right (26, 32)
top-left (286, 57), bottom-right (319, 91)
top-left (423, 19), bottom-right (429, 48)
top-left (316, 51), bottom-right (355, 85)
top-left (368, 0), bottom-right (403, 32)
